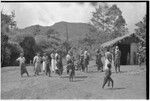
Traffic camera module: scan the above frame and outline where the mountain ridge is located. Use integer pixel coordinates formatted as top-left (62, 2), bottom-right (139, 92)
top-left (16, 21), bottom-right (96, 41)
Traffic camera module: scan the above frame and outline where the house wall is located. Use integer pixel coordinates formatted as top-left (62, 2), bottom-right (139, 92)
top-left (130, 43), bottom-right (138, 65)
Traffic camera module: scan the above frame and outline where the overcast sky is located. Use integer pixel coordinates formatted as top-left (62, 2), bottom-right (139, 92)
top-left (1, 2), bottom-right (146, 33)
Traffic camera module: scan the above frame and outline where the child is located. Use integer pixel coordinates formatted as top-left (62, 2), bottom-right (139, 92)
top-left (102, 60), bottom-right (113, 88)
top-left (16, 53), bottom-right (29, 77)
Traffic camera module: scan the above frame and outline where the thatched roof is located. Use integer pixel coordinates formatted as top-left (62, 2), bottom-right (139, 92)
top-left (101, 33), bottom-right (145, 48)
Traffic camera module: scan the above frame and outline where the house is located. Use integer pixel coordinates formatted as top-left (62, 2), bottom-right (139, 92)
top-left (101, 33), bottom-right (145, 65)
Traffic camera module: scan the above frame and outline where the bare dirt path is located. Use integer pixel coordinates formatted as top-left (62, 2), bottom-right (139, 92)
top-left (1, 61), bottom-right (146, 99)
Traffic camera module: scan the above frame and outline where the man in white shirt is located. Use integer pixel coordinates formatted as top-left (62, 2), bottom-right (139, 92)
top-left (16, 53), bottom-right (29, 77)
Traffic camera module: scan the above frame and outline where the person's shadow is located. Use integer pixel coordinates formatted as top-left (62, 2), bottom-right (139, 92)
top-left (61, 75), bottom-right (87, 79)
top-left (61, 75), bottom-right (87, 82)
top-left (106, 87), bottom-right (126, 90)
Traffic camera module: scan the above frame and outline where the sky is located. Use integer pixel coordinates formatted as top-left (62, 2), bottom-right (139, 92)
top-left (1, 2), bottom-right (146, 33)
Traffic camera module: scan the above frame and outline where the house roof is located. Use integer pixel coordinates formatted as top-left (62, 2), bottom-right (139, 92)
top-left (101, 33), bottom-right (145, 48)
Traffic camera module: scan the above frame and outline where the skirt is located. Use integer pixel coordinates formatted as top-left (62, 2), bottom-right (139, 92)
top-left (42, 62), bottom-right (46, 71)
top-left (20, 63), bottom-right (27, 75)
top-left (51, 59), bottom-right (57, 72)
top-left (35, 62), bottom-right (41, 73)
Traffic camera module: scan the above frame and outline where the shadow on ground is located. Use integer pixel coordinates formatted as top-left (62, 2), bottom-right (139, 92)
top-left (86, 71), bottom-right (103, 74)
top-left (61, 75), bottom-right (88, 79)
top-left (106, 87), bottom-right (126, 90)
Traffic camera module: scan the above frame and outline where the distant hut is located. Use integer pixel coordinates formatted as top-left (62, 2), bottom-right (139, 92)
top-left (101, 33), bottom-right (145, 65)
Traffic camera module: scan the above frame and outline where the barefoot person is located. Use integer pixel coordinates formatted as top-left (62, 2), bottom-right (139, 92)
top-left (80, 50), bottom-right (84, 72)
top-left (83, 48), bottom-right (90, 72)
top-left (114, 46), bottom-right (121, 73)
top-left (102, 60), bottom-right (113, 88)
top-left (96, 49), bottom-right (103, 72)
top-left (42, 53), bottom-right (47, 73)
top-left (104, 48), bottom-right (113, 87)
top-left (51, 51), bottom-right (56, 73)
top-left (56, 51), bottom-right (63, 76)
top-left (66, 51), bottom-right (72, 74)
top-left (45, 53), bottom-right (51, 77)
top-left (16, 53), bottom-right (29, 77)
top-left (67, 52), bottom-right (75, 82)
top-left (33, 53), bottom-right (42, 76)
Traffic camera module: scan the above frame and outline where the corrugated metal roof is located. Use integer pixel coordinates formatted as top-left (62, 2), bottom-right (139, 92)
top-left (101, 33), bottom-right (145, 48)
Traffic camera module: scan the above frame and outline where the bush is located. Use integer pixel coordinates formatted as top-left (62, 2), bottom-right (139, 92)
top-left (8, 41), bottom-right (23, 66)
top-left (2, 41), bottom-right (23, 67)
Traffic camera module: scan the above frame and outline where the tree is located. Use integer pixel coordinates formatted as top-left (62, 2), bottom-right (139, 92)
top-left (135, 15), bottom-right (146, 64)
top-left (46, 28), bottom-right (60, 41)
top-left (1, 11), bottom-right (17, 67)
top-left (20, 36), bottom-right (37, 63)
top-left (90, 3), bottom-right (128, 43)
top-left (35, 35), bottom-right (51, 51)
top-left (135, 15), bottom-right (146, 41)
top-left (7, 41), bottom-right (23, 66)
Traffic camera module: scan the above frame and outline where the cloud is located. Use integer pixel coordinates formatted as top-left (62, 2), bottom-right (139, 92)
top-left (1, 2), bottom-right (146, 33)
top-left (110, 2), bottom-right (146, 33)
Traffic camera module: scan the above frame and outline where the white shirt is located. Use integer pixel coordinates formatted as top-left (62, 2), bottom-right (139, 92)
top-left (84, 51), bottom-right (87, 56)
top-left (66, 54), bottom-right (71, 61)
top-left (55, 53), bottom-right (58, 58)
top-left (16, 57), bottom-right (25, 64)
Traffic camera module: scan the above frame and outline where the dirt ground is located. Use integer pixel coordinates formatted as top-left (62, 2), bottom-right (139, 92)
top-left (1, 61), bottom-right (146, 99)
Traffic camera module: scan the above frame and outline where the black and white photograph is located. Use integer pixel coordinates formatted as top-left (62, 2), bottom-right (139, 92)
top-left (1, 1), bottom-right (148, 99)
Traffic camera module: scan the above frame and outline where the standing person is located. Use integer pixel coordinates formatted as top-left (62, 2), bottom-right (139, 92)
top-left (80, 50), bottom-right (85, 72)
top-left (44, 53), bottom-right (51, 77)
top-left (83, 48), bottom-right (90, 72)
top-left (51, 51), bottom-right (56, 73)
top-left (96, 49), bottom-right (103, 72)
top-left (16, 53), bottom-right (29, 77)
top-left (55, 51), bottom-right (59, 72)
top-left (67, 52), bottom-right (75, 82)
top-left (55, 51), bottom-right (60, 75)
top-left (59, 54), bottom-right (63, 76)
top-left (42, 53), bottom-right (47, 73)
top-left (56, 52), bottom-right (63, 76)
top-left (114, 46), bottom-right (121, 73)
top-left (33, 53), bottom-right (42, 76)
top-left (66, 51), bottom-right (72, 74)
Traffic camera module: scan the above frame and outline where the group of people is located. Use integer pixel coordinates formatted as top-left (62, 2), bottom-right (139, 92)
top-left (16, 46), bottom-right (121, 85)
top-left (16, 50), bottom-right (63, 77)
top-left (98, 46), bottom-right (121, 88)
top-left (96, 46), bottom-right (121, 73)
top-left (76, 48), bottom-right (90, 72)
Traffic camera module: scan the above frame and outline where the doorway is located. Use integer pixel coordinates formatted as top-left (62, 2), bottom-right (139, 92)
top-left (118, 44), bottom-right (130, 65)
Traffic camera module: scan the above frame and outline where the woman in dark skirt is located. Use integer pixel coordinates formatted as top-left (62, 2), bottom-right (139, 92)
top-left (45, 53), bottom-right (51, 77)
top-left (56, 53), bottom-right (63, 76)
top-left (96, 49), bottom-right (103, 71)
top-left (80, 53), bottom-right (85, 72)
top-left (16, 53), bottom-right (29, 77)
top-left (68, 58), bottom-right (75, 82)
